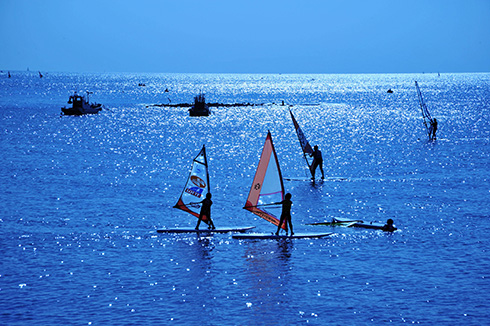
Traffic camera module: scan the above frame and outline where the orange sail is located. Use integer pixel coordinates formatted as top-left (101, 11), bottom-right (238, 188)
top-left (244, 131), bottom-right (286, 229)
top-left (174, 145), bottom-right (211, 224)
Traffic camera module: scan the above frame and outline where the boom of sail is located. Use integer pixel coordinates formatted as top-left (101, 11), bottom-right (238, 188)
top-left (290, 109), bottom-right (315, 178)
top-left (244, 131), bottom-right (286, 230)
top-left (415, 81), bottom-right (435, 139)
top-left (173, 145), bottom-right (211, 224)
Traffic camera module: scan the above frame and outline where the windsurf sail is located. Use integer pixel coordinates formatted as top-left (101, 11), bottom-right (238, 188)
top-left (415, 81), bottom-right (434, 139)
top-left (290, 109), bottom-right (314, 178)
top-left (244, 131), bottom-right (286, 229)
top-left (173, 145), bottom-right (211, 224)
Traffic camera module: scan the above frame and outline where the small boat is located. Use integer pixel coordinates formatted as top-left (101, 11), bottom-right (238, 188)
top-left (61, 91), bottom-right (103, 116)
top-left (189, 93), bottom-right (210, 116)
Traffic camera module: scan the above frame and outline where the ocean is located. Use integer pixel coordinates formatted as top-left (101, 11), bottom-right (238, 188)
top-left (1, 71), bottom-right (489, 325)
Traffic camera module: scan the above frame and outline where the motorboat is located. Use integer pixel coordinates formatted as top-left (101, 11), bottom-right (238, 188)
top-left (188, 93), bottom-right (210, 116)
top-left (61, 91), bottom-right (103, 115)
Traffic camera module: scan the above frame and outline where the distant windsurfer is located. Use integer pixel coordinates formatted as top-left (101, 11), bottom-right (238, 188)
top-left (429, 118), bottom-right (438, 141)
top-left (194, 193), bottom-right (216, 230)
top-left (310, 145), bottom-right (325, 180)
top-left (382, 218), bottom-right (397, 232)
top-left (275, 193), bottom-right (294, 236)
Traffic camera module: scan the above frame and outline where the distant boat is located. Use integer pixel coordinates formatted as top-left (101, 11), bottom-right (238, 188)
top-left (39, 71), bottom-right (43, 78)
top-left (189, 92), bottom-right (210, 116)
top-left (8, 71), bottom-right (11, 78)
top-left (61, 91), bottom-right (103, 115)
top-left (387, 89), bottom-right (393, 93)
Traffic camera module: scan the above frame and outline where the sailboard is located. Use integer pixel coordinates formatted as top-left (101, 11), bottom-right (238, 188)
top-left (307, 217), bottom-right (363, 226)
top-left (158, 145), bottom-right (253, 234)
top-left (284, 176), bottom-right (347, 182)
top-left (309, 217), bottom-right (397, 231)
top-left (289, 109), bottom-right (315, 178)
top-left (234, 131), bottom-right (332, 240)
top-left (157, 226), bottom-right (255, 234)
top-left (233, 232), bottom-right (333, 240)
top-left (415, 81), bottom-right (435, 140)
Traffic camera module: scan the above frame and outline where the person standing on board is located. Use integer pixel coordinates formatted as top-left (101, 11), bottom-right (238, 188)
top-left (275, 193), bottom-right (294, 236)
top-left (194, 193), bottom-right (216, 230)
top-left (429, 118), bottom-right (438, 141)
top-left (310, 145), bottom-right (325, 180)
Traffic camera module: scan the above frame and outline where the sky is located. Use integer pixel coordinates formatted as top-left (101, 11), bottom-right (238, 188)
top-left (1, 0), bottom-right (489, 74)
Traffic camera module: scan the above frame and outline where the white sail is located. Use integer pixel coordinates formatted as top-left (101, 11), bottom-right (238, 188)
top-left (244, 131), bottom-right (286, 229)
top-left (174, 145), bottom-right (212, 224)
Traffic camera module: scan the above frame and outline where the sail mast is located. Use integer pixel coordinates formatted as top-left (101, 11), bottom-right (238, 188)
top-left (173, 145), bottom-right (211, 224)
top-left (415, 81), bottom-right (433, 138)
top-left (244, 131), bottom-right (286, 229)
top-left (290, 109), bottom-right (314, 178)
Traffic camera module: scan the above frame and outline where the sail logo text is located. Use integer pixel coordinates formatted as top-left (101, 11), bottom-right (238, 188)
top-left (191, 176), bottom-right (206, 188)
top-left (185, 186), bottom-right (204, 198)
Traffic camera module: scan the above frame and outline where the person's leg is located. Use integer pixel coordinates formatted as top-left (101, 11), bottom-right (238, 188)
top-left (288, 216), bottom-right (294, 235)
top-left (208, 218), bottom-right (215, 229)
top-left (311, 160), bottom-right (317, 179)
top-left (276, 215), bottom-right (286, 235)
top-left (196, 214), bottom-right (203, 229)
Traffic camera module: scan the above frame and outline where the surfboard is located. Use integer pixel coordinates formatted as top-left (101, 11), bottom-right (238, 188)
top-left (308, 218), bottom-right (397, 231)
top-left (307, 217), bottom-right (363, 226)
top-left (284, 176), bottom-right (348, 182)
top-left (349, 222), bottom-right (389, 230)
top-left (232, 232), bottom-right (333, 240)
top-left (157, 226), bottom-right (255, 234)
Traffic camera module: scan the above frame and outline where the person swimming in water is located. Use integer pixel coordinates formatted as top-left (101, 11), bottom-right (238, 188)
top-left (382, 218), bottom-right (397, 232)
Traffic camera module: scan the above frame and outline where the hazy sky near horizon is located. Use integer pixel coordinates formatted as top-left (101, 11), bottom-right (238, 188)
top-left (1, 0), bottom-right (489, 74)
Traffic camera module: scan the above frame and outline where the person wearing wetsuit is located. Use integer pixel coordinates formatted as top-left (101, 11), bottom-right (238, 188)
top-left (310, 145), bottom-right (325, 180)
top-left (195, 193), bottom-right (215, 230)
top-left (275, 193), bottom-right (293, 236)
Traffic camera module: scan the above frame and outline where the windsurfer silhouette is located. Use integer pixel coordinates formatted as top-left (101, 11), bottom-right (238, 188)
top-left (194, 193), bottom-right (215, 230)
top-left (310, 145), bottom-right (325, 180)
top-left (275, 193), bottom-right (294, 236)
top-left (429, 118), bottom-right (438, 141)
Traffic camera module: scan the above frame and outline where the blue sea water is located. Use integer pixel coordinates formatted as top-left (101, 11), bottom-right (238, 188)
top-left (0, 71), bottom-right (489, 325)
